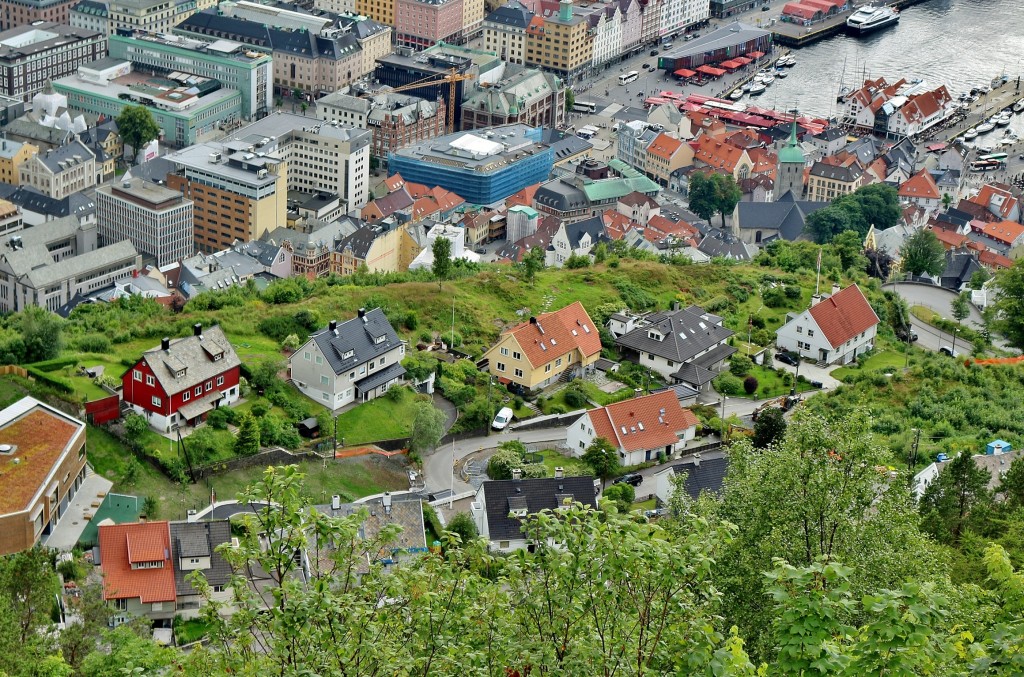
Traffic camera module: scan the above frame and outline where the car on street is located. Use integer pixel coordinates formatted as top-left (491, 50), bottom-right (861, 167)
top-left (644, 508), bottom-right (669, 519)
top-left (896, 326), bottom-right (918, 342)
top-left (939, 346), bottom-right (960, 358)
top-left (491, 407), bottom-right (514, 430)
top-left (650, 50), bottom-right (659, 56)
top-left (775, 352), bottom-right (799, 366)
top-left (614, 472), bottom-right (644, 487)
top-left (761, 4), bottom-right (770, 9)
top-left (641, 63), bottom-right (650, 69)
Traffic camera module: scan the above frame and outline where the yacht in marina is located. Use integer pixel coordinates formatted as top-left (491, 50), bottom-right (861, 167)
top-left (846, 5), bottom-right (900, 35)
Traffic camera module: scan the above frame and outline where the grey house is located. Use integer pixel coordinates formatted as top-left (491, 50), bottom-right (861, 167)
top-left (732, 191), bottom-right (830, 245)
top-left (615, 305), bottom-right (735, 390)
top-left (170, 520), bottom-right (234, 619)
top-left (289, 308), bottom-right (406, 411)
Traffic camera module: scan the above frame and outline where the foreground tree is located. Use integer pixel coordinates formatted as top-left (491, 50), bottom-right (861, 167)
top-left (582, 436), bottom-right (619, 488)
top-left (919, 450), bottom-right (991, 544)
top-left (900, 229), bottom-right (946, 278)
top-left (992, 258), bottom-right (1024, 350)
top-left (431, 235), bottom-right (452, 290)
top-left (116, 104), bottom-right (160, 165)
top-left (233, 412), bottom-right (260, 456)
top-left (409, 399), bottom-right (446, 454)
top-left (752, 406), bottom-right (786, 449)
top-left (520, 245), bottom-right (545, 283)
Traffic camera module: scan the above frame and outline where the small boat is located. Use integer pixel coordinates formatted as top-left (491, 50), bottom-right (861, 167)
top-left (759, 74), bottom-right (775, 86)
top-left (742, 81), bottom-right (754, 91)
top-left (1014, 99), bottom-right (1024, 113)
top-left (995, 113), bottom-right (1012, 126)
top-left (776, 55), bottom-right (795, 67)
top-left (774, 68), bottom-right (788, 78)
top-left (748, 82), bottom-right (767, 96)
top-left (964, 128), bottom-right (979, 139)
top-left (846, 4), bottom-right (900, 35)
top-left (1000, 138), bottom-right (1016, 147)
top-left (730, 89), bottom-right (745, 100)
top-left (976, 121), bottom-right (996, 134)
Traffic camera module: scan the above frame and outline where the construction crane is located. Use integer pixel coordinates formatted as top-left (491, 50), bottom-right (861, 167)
top-left (362, 67), bottom-right (475, 135)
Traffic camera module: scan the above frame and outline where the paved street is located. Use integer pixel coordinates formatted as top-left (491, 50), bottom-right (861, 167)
top-left (883, 282), bottom-right (985, 327)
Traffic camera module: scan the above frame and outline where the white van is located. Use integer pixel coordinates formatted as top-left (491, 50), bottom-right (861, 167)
top-left (492, 407), bottom-right (514, 430)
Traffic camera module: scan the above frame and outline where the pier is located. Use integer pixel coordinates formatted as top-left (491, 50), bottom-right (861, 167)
top-left (770, 0), bottom-right (935, 48)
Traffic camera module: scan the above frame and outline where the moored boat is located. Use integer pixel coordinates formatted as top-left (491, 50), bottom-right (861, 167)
top-left (1014, 99), bottom-right (1024, 113)
top-left (774, 68), bottom-right (788, 78)
top-left (730, 89), bottom-right (745, 100)
top-left (964, 128), bottom-right (979, 139)
top-left (846, 5), bottom-right (900, 35)
top-left (995, 113), bottom-right (1012, 127)
top-left (749, 82), bottom-right (767, 95)
top-left (976, 121), bottom-right (996, 134)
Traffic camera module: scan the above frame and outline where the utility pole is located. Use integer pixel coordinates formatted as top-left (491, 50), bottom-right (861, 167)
top-left (910, 427), bottom-right (921, 469)
top-left (333, 415), bottom-right (339, 456)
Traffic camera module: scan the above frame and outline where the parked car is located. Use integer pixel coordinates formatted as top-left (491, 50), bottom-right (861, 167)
top-left (641, 63), bottom-right (650, 69)
top-left (775, 352), bottom-right (799, 366)
top-left (491, 406), bottom-right (514, 430)
top-left (650, 49), bottom-right (659, 56)
top-left (614, 472), bottom-right (644, 487)
top-left (809, 380), bottom-right (824, 389)
top-left (761, 4), bottom-right (770, 9)
top-left (897, 326), bottom-right (918, 342)
top-left (939, 346), bottom-right (960, 358)
top-left (644, 508), bottom-right (669, 519)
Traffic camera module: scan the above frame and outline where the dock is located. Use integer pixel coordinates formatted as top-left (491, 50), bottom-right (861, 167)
top-left (770, 0), bottom-right (935, 48)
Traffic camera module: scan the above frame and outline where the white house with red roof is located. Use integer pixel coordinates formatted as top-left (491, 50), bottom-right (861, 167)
top-left (98, 521), bottom-right (177, 626)
top-left (898, 168), bottom-right (942, 213)
top-left (965, 183), bottom-right (1020, 222)
top-left (565, 390), bottom-right (700, 466)
top-left (775, 284), bottom-right (879, 365)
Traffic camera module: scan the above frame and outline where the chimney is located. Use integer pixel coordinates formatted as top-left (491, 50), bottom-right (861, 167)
top-left (328, 320), bottom-right (337, 332)
top-left (193, 322), bottom-right (202, 337)
top-left (161, 337), bottom-right (170, 351)
top-left (831, 283), bottom-right (841, 297)
top-left (693, 453), bottom-right (701, 468)
top-left (554, 466), bottom-right (564, 479)
top-left (331, 494), bottom-right (340, 509)
top-left (383, 492), bottom-right (392, 514)
top-left (512, 468), bottom-right (522, 481)
top-left (358, 308), bottom-right (366, 319)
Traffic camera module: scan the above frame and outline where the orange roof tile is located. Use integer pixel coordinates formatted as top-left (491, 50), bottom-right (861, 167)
top-left (808, 285), bottom-right (879, 349)
top-left (929, 225), bottom-right (969, 249)
top-left (384, 174), bottom-right (405, 192)
top-left (588, 391), bottom-right (699, 452)
top-left (507, 183), bottom-right (540, 208)
top-left (978, 249), bottom-right (1013, 269)
top-left (693, 136), bottom-right (745, 172)
top-left (647, 133), bottom-right (683, 161)
top-left (969, 183), bottom-right (1019, 220)
top-left (977, 219), bottom-right (1024, 246)
top-left (502, 301), bottom-right (601, 368)
top-left (898, 169), bottom-right (941, 200)
top-left (602, 210), bottom-right (633, 240)
top-left (0, 405), bottom-right (83, 514)
top-left (98, 521), bottom-right (176, 604)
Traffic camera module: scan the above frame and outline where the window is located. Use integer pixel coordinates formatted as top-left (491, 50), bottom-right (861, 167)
top-left (500, 347), bottom-right (509, 356)
top-left (796, 326), bottom-right (803, 334)
top-left (216, 375), bottom-right (224, 386)
top-left (146, 375), bottom-right (155, 386)
top-left (316, 355), bottom-right (323, 364)
top-left (496, 362), bottom-right (505, 372)
top-left (195, 386), bottom-right (202, 396)
top-left (545, 364), bottom-right (551, 373)
top-left (151, 395), bottom-right (161, 407)
top-left (807, 330), bottom-right (815, 337)
top-left (322, 392), bottom-right (330, 401)
top-left (499, 541), bottom-right (510, 549)
top-left (114, 598), bottom-right (128, 611)
top-left (321, 375), bottom-right (329, 385)
top-left (556, 357), bottom-right (563, 367)
top-left (183, 391), bottom-right (190, 402)
top-left (133, 370), bottom-right (141, 381)
top-left (514, 368), bottom-right (524, 378)
top-left (304, 351), bottom-right (311, 361)
top-left (512, 351), bottom-right (522, 360)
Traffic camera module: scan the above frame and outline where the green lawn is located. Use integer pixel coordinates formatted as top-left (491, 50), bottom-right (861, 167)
top-left (536, 449), bottom-right (593, 478)
top-left (174, 618), bottom-right (212, 645)
top-left (335, 388), bottom-right (421, 445)
top-left (632, 498), bottom-right (657, 512)
top-left (735, 364), bottom-right (816, 400)
top-left (910, 305), bottom-right (943, 328)
top-left (578, 380), bottom-right (636, 407)
top-left (832, 351), bottom-right (907, 382)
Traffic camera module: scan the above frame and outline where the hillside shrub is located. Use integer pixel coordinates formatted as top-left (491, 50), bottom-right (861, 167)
top-left (713, 373), bottom-right (744, 396)
top-left (743, 375), bottom-right (759, 395)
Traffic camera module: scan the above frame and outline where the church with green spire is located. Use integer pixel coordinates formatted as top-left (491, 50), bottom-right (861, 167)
top-left (774, 121), bottom-right (805, 201)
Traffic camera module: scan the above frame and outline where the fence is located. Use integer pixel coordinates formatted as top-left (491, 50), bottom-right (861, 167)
top-left (0, 365), bottom-right (27, 377)
top-left (508, 409), bottom-right (587, 432)
top-left (85, 394), bottom-right (120, 425)
top-left (191, 446), bottom-right (319, 481)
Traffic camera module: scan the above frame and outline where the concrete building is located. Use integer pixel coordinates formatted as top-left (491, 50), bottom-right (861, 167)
top-left (18, 137), bottom-right (95, 199)
top-left (109, 32), bottom-right (272, 120)
top-left (388, 124), bottom-right (553, 205)
top-left (165, 141), bottom-right (287, 253)
top-left (461, 66), bottom-right (566, 131)
top-left (0, 135), bottom-right (37, 184)
top-left (332, 220), bottom-right (421, 275)
top-left (0, 215), bottom-right (140, 313)
top-left (395, 0), bottom-right (464, 50)
top-left (96, 178), bottom-right (194, 267)
top-left (0, 0), bottom-right (79, 31)
top-left (374, 46), bottom-right (480, 130)
top-left (525, 0), bottom-right (593, 79)
top-left (69, 0), bottom-right (109, 34)
top-left (0, 23), bottom-right (106, 103)
top-left (659, 21), bottom-right (769, 71)
top-left (806, 159), bottom-right (865, 203)
top-left (317, 90), bottom-right (444, 163)
top-left (289, 308), bottom-right (406, 410)
top-left (0, 397), bottom-right (87, 557)
top-left (506, 203), bottom-right (539, 243)
top-left (483, 1), bottom-right (533, 65)
top-left (106, 0), bottom-right (202, 37)
top-left (53, 58), bottom-right (244, 149)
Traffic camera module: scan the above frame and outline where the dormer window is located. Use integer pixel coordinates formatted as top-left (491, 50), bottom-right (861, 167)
top-left (648, 331), bottom-right (662, 341)
top-left (176, 369), bottom-right (186, 378)
top-left (343, 350), bottom-right (354, 360)
top-left (212, 353), bottom-right (222, 362)
top-left (375, 335), bottom-right (386, 344)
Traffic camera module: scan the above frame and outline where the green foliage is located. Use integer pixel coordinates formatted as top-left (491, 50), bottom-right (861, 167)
top-left (281, 333), bottom-right (300, 351)
top-left (562, 383), bottom-right (587, 409)
top-left (80, 625), bottom-right (175, 676)
top-left (613, 279), bottom-right (657, 311)
top-left (401, 352), bottom-right (439, 383)
top-left (445, 512), bottom-right (478, 545)
top-left (762, 285), bottom-right (787, 308)
top-left (729, 354), bottom-right (753, 376)
top-left (115, 104), bottom-right (159, 164)
top-left (952, 291), bottom-right (972, 324)
top-left (409, 400), bottom-right (446, 453)
top-left (743, 375), bottom-right (759, 395)
top-left (233, 412), bottom-right (260, 456)
top-left (602, 482), bottom-right (634, 512)
top-left (752, 406), bottom-right (787, 449)
top-left (1000, 455), bottom-right (1024, 509)
top-left (18, 306), bottom-right (64, 362)
top-left (900, 229), bottom-right (947, 277)
top-left (487, 445), bottom-right (524, 480)
top-left (142, 495), bottom-right (158, 519)
top-left (992, 259), bottom-right (1024, 350)
top-left (519, 246), bottom-right (545, 283)
top-left (120, 455), bottom-right (141, 485)
top-left (206, 408), bottom-right (229, 430)
top-left (582, 436), bottom-right (619, 487)
top-left (564, 253), bottom-right (591, 269)
top-left (806, 184), bottom-right (901, 244)
top-left (713, 373), bottom-right (744, 396)
top-left (248, 359), bottom-right (283, 393)
top-left (920, 450), bottom-right (992, 544)
top-left (970, 268), bottom-right (990, 290)
top-left (688, 172), bottom-right (741, 227)
top-left (432, 235), bottom-right (453, 286)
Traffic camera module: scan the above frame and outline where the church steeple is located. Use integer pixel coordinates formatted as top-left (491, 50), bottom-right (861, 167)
top-left (774, 119), bottom-right (806, 201)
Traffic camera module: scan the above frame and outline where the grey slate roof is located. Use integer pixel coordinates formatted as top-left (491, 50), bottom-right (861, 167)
top-left (484, 0), bottom-right (534, 28)
top-left (169, 520), bottom-right (233, 596)
top-left (812, 127), bottom-right (846, 142)
top-left (308, 308), bottom-right (403, 376)
top-left (176, 11), bottom-right (360, 61)
top-left (36, 138), bottom-right (94, 174)
top-left (616, 306), bottom-right (735, 364)
top-left (564, 215), bottom-right (609, 249)
top-left (535, 178), bottom-right (588, 212)
top-left (669, 456), bottom-right (729, 499)
top-left (355, 362), bottom-right (405, 392)
top-left (137, 325), bottom-right (241, 397)
top-left (233, 239), bottom-right (284, 268)
top-left (124, 156), bottom-right (175, 184)
top-left (808, 160), bottom-right (862, 183)
top-left (71, 0), bottom-right (108, 16)
top-left (735, 193), bottom-right (830, 241)
top-left (3, 185), bottom-right (95, 219)
top-left (480, 476), bottom-right (597, 542)
top-left (696, 229), bottom-right (755, 260)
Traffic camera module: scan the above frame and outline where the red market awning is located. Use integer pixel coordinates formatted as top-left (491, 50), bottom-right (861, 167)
top-left (674, 68), bottom-right (697, 77)
top-left (926, 142), bottom-right (948, 152)
top-left (720, 59), bottom-right (742, 69)
top-left (747, 50), bottom-right (766, 59)
top-left (733, 56), bottom-right (752, 65)
top-left (697, 65), bottom-right (726, 77)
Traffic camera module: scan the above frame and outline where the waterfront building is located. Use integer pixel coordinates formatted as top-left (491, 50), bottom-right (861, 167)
top-left (96, 178), bottom-right (194, 267)
top-left (659, 21), bottom-right (770, 71)
top-left (388, 124), bottom-right (553, 205)
top-left (0, 23), bottom-right (106, 103)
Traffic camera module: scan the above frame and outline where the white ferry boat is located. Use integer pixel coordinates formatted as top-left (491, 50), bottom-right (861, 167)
top-left (846, 5), bottom-right (900, 35)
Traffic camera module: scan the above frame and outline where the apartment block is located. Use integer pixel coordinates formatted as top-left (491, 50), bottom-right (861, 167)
top-left (353, 0), bottom-right (394, 29)
top-left (317, 90), bottom-right (444, 163)
top-left (395, 0), bottom-right (464, 50)
top-left (0, 22), bottom-right (107, 102)
top-left (525, 0), bottom-right (592, 78)
top-left (18, 137), bottom-right (95, 199)
top-left (69, 0), bottom-right (109, 34)
top-left (107, 0), bottom-right (199, 36)
top-left (461, 66), bottom-right (565, 131)
top-left (0, 136), bottom-right (37, 184)
top-left (483, 1), bottom-right (533, 65)
top-left (96, 178), bottom-right (194, 267)
top-left (0, 0), bottom-right (79, 31)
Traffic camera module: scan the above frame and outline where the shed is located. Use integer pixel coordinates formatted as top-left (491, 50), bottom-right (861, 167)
top-left (986, 439), bottom-right (1012, 455)
top-left (298, 417), bottom-right (320, 438)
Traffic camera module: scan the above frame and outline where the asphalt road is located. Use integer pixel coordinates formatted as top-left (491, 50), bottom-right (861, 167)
top-left (884, 282), bottom-right (985, 328)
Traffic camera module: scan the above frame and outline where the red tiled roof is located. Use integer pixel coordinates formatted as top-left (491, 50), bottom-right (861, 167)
top-left (588, 391), bottom-right (699, 453)
top-left (978, 249), bottom-right (1013, 269)
top-left (98, 521), bottom-right (176, 604)
top-left (507, 183), bottom-right (540, 209)
top-left (969, 183), bottom-right (1019, 220)
top-left (929, 226), bottom-right (968, 249)
top-left (384, 174), bottom-right (405, 192)
top-left (602, 210), bottom-right (634, 240)
top-left (647, 132), bottom-right (683, 161)
top-left (977, 219), bottom-right (1024, 246)
top-left (808, 285), bottom-right (879, 349)
top-left (502, 301), bottom-right (601, 368)
top-left (898, 168), bottom-right (941, 200)
top-left (693, 136), bottom-right (746, 172)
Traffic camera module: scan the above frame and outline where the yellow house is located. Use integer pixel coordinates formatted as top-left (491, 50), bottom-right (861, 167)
top-left (482, 301), bottom-right (602, 392)
top-left (0, 138), bottom-right (38, 185)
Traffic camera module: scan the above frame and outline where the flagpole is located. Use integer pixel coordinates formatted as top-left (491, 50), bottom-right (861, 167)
top-left (450, 438), bottom-right (455, 510)
top-left (815, 248), bottom-right (822, 296)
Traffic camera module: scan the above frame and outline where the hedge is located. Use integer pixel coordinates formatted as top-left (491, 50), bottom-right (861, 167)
top-left (24, 367), bottom-right (74, 394)
top-left (423, 504), bottom-right (445, 546)
top-left (26, 356), bottom-right (80, 372)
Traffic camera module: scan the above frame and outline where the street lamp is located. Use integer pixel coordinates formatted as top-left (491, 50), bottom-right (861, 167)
top-left (720, 395), bottom-right (728, 440)
top-left (951, 326), bottom-right (960, 356)
top-left (909, 428), bottom-right (921, 469)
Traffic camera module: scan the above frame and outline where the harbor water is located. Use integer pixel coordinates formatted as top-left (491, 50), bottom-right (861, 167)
top-left (766, 0), bottom-right (1024, 119)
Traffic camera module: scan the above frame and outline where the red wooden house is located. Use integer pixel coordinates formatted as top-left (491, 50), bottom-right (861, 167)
top-left (121, 324), bottom-right (242, 432)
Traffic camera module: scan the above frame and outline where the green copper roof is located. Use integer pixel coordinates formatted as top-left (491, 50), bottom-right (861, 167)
top-left (778, 121), bottom-right (804, 164)
top-left (582, 176), bottom-right (660, 201)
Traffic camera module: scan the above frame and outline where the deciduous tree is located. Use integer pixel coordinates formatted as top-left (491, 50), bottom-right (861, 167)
top-left (520, 245), bottom-right (545, 283)
top-left (752, 405), bottom-right (786, 449)
top-left (992, 258), bottom-right (1024, 350)
top-left (920, 450), bottom-right (991, 544)
top-left (900, 229), bottom-right (946, 277)
top-left (431, 235), bottom-right (452, 289)
top-left (115, 105), bottom-right (160, 165)
top-left (582, 436), bottom-right (619, 488)
top-left (233, 412), bottom-right (260, 456)
top-left (409, 400), bottom-right (446, 454)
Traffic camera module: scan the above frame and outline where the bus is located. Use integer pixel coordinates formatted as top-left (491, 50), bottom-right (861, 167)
top-left (978, 152), bottom-right (1008, 162)
top-left (970, 159), bottom-right (1003, 172)
top-left (572, 100), bottom-right (597, 113)
top-left (619, 70), bottom-right (640, 85)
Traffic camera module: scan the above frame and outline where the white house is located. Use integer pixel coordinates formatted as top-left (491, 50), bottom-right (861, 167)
top-left (470, 472), bottom-right (598, 552)
top-left (775, 284), bottom-right (879, 366)
top-left (289, 308), bottom-right (406, 411)
top-left (913, 447), bottom-right (1022, 501)
top-left (547, 215), bottom-right (608, 266)
top-left (565, 390), bottom-right (699, 466)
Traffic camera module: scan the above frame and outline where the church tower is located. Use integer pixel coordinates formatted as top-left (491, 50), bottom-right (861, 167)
top-left (774, 121), bottom-right (805, 201)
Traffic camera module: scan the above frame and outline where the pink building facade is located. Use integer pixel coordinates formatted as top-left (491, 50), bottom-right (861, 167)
top-left (396, 0), bottom-right (465, 50)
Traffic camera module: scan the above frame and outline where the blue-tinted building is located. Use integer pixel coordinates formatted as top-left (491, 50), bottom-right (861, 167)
top-left (387, 124), bottom-right (553, 205)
